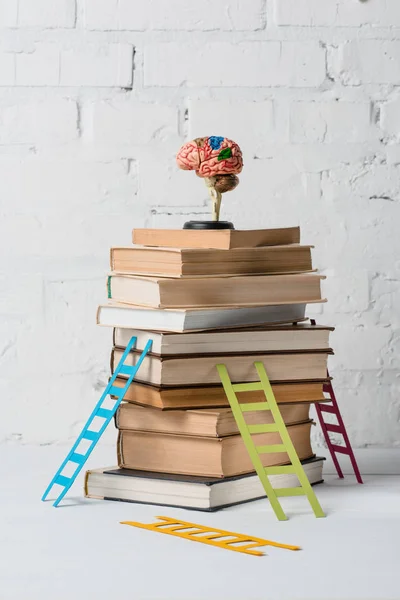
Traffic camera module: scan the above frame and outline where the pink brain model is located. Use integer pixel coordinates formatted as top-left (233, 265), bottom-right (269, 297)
top-left (176, 136), bottom-right (243, 178)
top-left (176, 136), bottom-right (243, 221)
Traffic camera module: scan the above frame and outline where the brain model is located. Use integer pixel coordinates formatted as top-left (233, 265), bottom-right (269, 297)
top-left (176, 136), bottom-right (243, 221)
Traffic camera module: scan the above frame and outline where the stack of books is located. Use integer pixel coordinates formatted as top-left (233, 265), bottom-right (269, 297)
top-left (85, 226), bottom-right (333, 511)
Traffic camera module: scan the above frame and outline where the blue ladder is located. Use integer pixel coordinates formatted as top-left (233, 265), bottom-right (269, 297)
top-left (42, 336), bottom-right (152, 507)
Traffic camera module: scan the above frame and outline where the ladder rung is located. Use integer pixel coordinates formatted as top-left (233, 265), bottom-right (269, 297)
top-left (319, 404), bottom-right (336, 414)
top-left (248, 423), bottom-right (279, 434)
top-left (82, 430), bottom-right (98, 442)
top-left (264, 465), bottom-right (295, 475)
top-left (325, 423), bottom-right (342, 434)
top-left (331, 444), bottom-right (349, 455)
top-left (118, 365), bottom-right (135, 376)
top-left (108, 385), bottom-right (125, 397)
top-left (96, 408), bottom-right (113, 419)
top-left (240, 402), bottom-right (270, 412)
top-left (69, 452), bottom-right (85, 464)
top-left (232, 382), bottom-right (265, 392)
top-left (274, 487), bottom-right (306, 497)
top-left (256, 444), bottom-right (286, 454)
top-left (55, 475), bottom-right (71, 488)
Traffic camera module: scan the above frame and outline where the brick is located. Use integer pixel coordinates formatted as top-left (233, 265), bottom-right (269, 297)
top-left (275, 0), bottom-right (337, 26)
top-left (275, 0), bottom-right (400, 27)
top-left (333, 325), bottom-right (392, 371)
top-left (84, 0), bottom-right (264, 31)
top-left (18, 0), bottom-right (76, 28)
top-left (15, 44), bottom-right (59, 86)
top-left (145, 42), bottom-right (326, 88)
top-left (0, 273), bottom-right (44, 319)
top-left (0, 52), bottom-right (15, 85)
top-left (88, 99), bottom-right (178, 145)
top-left (60, 44), bottom-right (134, 87)
top-left (0, 158), bottom-right (138, 215)
top-left (0, 0), bottom-right (18, 27)
top-left (337, 41), bottom-right (400, 85)
top-left (138, 148), bottom-right (201, 207)
top-left (323, 270), bottom-right (370, 315)
top-left (188, 100), bottom-right (275, 156)
top-left (0, 98), bottom-right (78, 144)
top-left (290, 101), bottom-right (374, 143)
top-left (381, 98), bottom-right (400, 137)
top-left (336, 0), bottom-right (400, 27)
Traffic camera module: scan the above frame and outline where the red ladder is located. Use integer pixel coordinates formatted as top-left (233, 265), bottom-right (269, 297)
top-left (315, 375), bottom-right (363, 484)
top-left (308, 319), bottom-right (363, 483)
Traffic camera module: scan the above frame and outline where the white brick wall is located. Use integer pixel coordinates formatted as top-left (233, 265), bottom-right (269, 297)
top-left (0, 0), bottom-right (399, 447)
top-left (84, 0), bottom-right (264, 31)
top-left (145, 42), bottom-right (326, 87)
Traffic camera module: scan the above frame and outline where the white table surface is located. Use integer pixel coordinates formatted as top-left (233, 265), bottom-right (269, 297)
top-left (1, 444), bottom-right (398, 600)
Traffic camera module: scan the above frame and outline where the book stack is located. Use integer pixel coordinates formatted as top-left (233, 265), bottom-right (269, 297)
top-left (86, 226), bottom-right (333, 511)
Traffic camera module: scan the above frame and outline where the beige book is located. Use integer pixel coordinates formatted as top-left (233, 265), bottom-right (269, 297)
top-left (117, 420), bottom-right (314, 477)
top-left (112, 348), bottom-right (332, 387)
top-left (113, 323), bottom-right (334, 356)
top-left (107, 273), bottom-right (326, 309)
top-left (132, 227), bottom-right (300, 250)
top-left (116, 402), bottom-right (310, 437)
top-left (110, 245), bottom-right (313, 277)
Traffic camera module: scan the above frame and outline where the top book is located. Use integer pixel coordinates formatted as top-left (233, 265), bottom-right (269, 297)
top-left (132, 227), bottom-right (300, 250)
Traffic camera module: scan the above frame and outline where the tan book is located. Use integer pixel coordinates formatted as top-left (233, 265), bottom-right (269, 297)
top-left (111, 349), bottom-right (332, 387)
top-left (132, 227), bottom-right (300, 250)
top-left (116, 402), bottom-right (310, 437)
top-left (110, 245), bottom-right (313, 277)
top-left (113, 323), bottom-right (334, 356)
top-left (114, 377), bottom-right (326, 411)
top-left (107, 273), bottom-right (326, 309)
top-left (112, 379), bottom-right (328, 410)
top-left (97, 303), bottom-right (308, 333)
top-left (117, 420), bottom-right (314, 477)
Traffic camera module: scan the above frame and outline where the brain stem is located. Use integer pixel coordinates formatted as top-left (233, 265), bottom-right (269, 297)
top-left (204, 177), bottom-right (222, 221)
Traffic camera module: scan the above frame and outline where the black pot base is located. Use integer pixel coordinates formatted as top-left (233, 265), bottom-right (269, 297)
top-left (183, 220), bottom-right (234, 230)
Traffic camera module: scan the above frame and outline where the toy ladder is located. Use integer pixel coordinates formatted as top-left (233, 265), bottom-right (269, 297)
top-left (42, 337), bottom-right (152, 507)
top-left (217, 361), bottom-right (325, 521)
top-left (307, 321), bottom-right (363, 484)
top-left (315, 374), bottom-right (363, 484)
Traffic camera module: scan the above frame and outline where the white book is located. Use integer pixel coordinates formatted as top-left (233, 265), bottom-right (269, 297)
top-left (85, 457), bottom-right (325, 511)
top-left (97, 302), bottom-right (308, 333)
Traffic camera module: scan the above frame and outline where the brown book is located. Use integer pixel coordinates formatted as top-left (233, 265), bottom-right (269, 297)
top-left (110, 245), bottom-right (313, 277)
top-left (112, 349), bottom-right (332, 387)
top-left (113, 379), bottom-right (328, 410)
top-left (132, 227), bottom-right (300, 250)
top-left (116, 402), bottom-right (310, 437)
top-left (117, 420), bottom-right (314, 477)
top-left (107, 273), bottom-right (326, 309)
top-left (113, 323), bottom-right (334, 356)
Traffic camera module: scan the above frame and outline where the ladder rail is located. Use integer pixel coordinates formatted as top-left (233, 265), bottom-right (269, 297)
top-left (42, 337), bottom-right (153, 507)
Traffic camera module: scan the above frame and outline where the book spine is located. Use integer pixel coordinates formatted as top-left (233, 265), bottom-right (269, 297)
top-left (117, 431), bottom-right (124, 467)
top-left (107, 275), bottom-right (112, 299)
top-left (83, 470), bottom-right (90, 497)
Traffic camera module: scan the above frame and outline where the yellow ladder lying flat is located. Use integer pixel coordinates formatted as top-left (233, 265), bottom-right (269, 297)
top-left (121, 516), bottom-right (301, 556)
top-left (217, 361), bottom-right (325, 521)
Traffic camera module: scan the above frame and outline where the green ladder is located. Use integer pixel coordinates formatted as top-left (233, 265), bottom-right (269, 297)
top-left (217, 361), bottom-right (325, 521)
